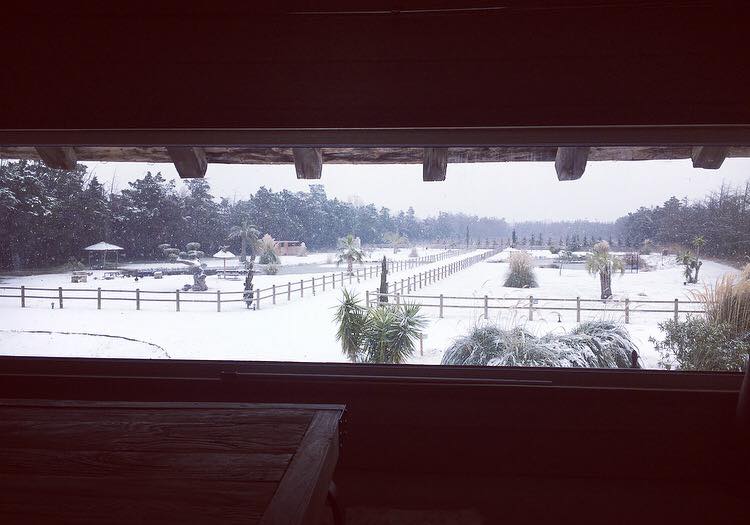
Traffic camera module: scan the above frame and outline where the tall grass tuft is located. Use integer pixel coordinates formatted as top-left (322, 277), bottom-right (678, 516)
top-left (441, 321), bottom-right (637, 368)
top-left (692, 264), bottom-right (750, 339)
top-left (503, 251), bottom-right (538, 288)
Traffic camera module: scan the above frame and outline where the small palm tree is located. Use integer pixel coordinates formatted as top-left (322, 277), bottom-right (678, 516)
top-left (586, 241), bottom-right (624, 299)
top-left (383, 231), bottom-right (408, 253)
top-left (692, 235), bottom-right (706, 282)
top-left (334, 290), bottom-right (426, 364)
top-left (228, 220), bottom-right (260, 263)
top-left (336, 234), bottom-right (364, 275)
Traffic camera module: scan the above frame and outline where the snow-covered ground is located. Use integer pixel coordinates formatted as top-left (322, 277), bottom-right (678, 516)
top-left (0, 250), bottom-right (738, 369)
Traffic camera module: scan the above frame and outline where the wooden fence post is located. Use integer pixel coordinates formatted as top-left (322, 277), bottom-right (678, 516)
top-left (366, 290), bottom-right (370, 308)
top-left (300, 279), bottom-right (304, 298)
top-left (136, 289), bottom-right (140, 311)
top-left (20, 286), bottom-right (25, 308)
top-left (256, 288), bottom-right (261, 309)
top-left (484, 295), bottom-right (489, 318)
top-left (332, 273), bottom-right (336, 289)
top-left (624, 298), bottom-right (630, 323)
top-left (576, 296), bottom-right (580, 322)
top-left (97, 287), bottom-right (102, 310)
top-left (439, 294), bottom-right (444, 318)
top-left (674, 298), bottom-right (679, 321)
top-left (272, 284), bottom-right (276, 304)
top-left (396, 292), bottom-right (400, 305)
top-left (288, 282), bottom-right (292, 301)
top-left (217, 290), bottom-right (221, 312)
top-left (58, 287), bottom-right (64, 309)
top-left (322, 275), bottom-right (326, 291)
top-left (312, 277), bottom-right (315, 295)
top-left (529, 295), bottom-right (534, 321)
top-left (176, 290), bottom-right (180, 312)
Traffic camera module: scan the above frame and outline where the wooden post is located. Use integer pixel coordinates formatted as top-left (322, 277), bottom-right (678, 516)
top-left (20, 286), bottom-right (25, 308)
top-left (300, 279), bottom-right (304, 298)
top-left (332, 273), bottom-right (336, 289)
top-left (624, 298), bottom-right (630, 324)
top-left (272, 284), bottom-right (276, 304)
top-left (396, 292), bottom-right (400, 305)
top-left (312, 277), bottom-right (315, 295)
top-left (323, 275), bottom-right (326, 291)
top-left (439, 294), bottom-right (444, 318)
top-left (674, 298), bottom-right (679, 321)
top-left (484, 295), bottom-right (489, 318)
top-left (176, 290), bottom-right (180, 312)
top-left (288, 282), bottom-right (291, 301)
top-left (256, 288), bottom-right (261, 309)
top-left (97, 287), bottom-right (102, 310)
top-left (136, 289), bottom-right (140, 310)
top-left (366, 290), bottom-right (370, 308)
top-left (58, 287), bottom-right (63, 309)
top-left (576, 296), bottom-right (581, 322)
top-left (217, 290), bottom-right (221, 312)
top-left (341, 272), bottom-right (344, 287)
top-left (420, 333), bottom-right (424, 356)
top-left (529, 295), bottom-right (534, 321)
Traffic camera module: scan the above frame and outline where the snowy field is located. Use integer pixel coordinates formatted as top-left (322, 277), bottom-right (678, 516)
top-left (0, 248), bottom-right (738, 369)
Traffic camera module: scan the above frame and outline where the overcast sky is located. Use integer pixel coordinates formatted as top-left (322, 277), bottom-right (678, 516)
top-left (84, 158), bottom-right (750, 224)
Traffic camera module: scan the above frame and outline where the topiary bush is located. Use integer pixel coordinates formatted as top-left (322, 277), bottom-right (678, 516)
top-left (441, 321), bottom-right (637, 368)
top-left (503, 251), bottom-right (538, 288)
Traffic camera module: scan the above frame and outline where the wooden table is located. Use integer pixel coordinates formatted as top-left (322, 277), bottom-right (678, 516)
top-left (0, 400), bottom-right (345, 524)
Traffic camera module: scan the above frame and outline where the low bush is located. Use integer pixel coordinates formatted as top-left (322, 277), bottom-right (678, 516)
top-left (650, 317), bottom-right (748, 371)
top-left (441, 321), bottom-right (637, 368)
top-left (503, 251), bottom-right (538, 288)
top-left (264, 262), bottom-right (279, 275)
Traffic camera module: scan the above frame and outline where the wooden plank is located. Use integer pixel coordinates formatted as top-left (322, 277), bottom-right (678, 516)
top-left (0, 448), bottom-right (290, 482)
top-left (166, 146), bottom-right (208, 178)
top-left (691, 146), bottom-right (729, 169)
top-left (423, 147), bottom-right (448, 181)
top-left (260, 410), bottom-right (342, 525)
top-left (34, 146), bottom-right (77, 170)
top-left (0, 474), bottom-right (273, 524)
top-left (292, 147), bottom-right (323, 179)
top-left (555, 146), bottom-right (590, 181)
top-left (0, 399), bottom-right (344, 412)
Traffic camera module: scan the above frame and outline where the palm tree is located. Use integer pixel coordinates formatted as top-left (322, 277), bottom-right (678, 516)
top-left (228, 220), bottom-right (260, 263)
top-left (586, 241), bottom-right (624, 299)
top-left (336, 234), bottom-right (364, 275)
top-left (334, 290), bottom-right (426, 364)
top-left (692, 235), bottom-right (706, 282)
top-left (383, 231), bottom-right (407, 253)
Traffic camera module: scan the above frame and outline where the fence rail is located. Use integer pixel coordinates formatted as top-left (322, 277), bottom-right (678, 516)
top-left (365, 290), bottom-right (705, 324)
top-left (0, 249), bottom-right (487, 313)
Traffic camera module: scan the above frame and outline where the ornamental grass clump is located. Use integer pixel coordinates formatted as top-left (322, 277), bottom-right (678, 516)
top-left (503, 251), bottom-right (538, 288)
top-left (693, 264), bottom-right (750, 340)
top-left (441, 321), bottom-right (637, 368)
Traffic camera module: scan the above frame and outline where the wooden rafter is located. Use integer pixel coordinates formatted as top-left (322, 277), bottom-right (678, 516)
top-left (555, 147), bottom-right (590, 181)
top-left (691, 146), bottom-right (729, 169)
top-left (293, 148), bottom-right (323, 179)
top-left (423, 148), bottom-right (447, 181)
top-left (166, 147), bottom-right (208, 179)
top-left (34, 147), bottom-right (77, 170)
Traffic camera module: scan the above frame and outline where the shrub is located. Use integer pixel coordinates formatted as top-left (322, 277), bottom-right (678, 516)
top-left (441, 321), bottom-right (637, 368)
top-left (185, 242), bottom-right (201, 252)
top-left (692, 265), bottom-right (750, 339)
top-left (63, 257), bottom-right (86, 271)
top-left (409, 246), bottom-right (419, 258)
top-left (264, 262), bottom-right (279, 275)
top-left (650, 317), bottom-right (749, 371)
top-left (334, 290), bottom-right (425, 364)
top-left (503, 251), bottom-right (538, 288)
top-left (549, 245), bottom-right (560, 255)
top-left (258, 234), bottom-right (281, 264)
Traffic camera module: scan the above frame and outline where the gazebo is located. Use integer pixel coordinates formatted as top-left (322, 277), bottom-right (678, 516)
top-left (84, 242), bottom-right (124, 268)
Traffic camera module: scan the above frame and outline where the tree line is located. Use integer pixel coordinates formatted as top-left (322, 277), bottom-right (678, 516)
top-left (2, 160), bottom-right (748, 270)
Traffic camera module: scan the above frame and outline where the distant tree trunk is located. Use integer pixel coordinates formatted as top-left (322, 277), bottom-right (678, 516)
top-left (239, 235), bottom-right (247, 262)
top-left (347, 257), bottom-right (353, 274)
top-left (600, 270), bottom-right (613, 299)
top-left (693, 260), bottom-right (703, 284)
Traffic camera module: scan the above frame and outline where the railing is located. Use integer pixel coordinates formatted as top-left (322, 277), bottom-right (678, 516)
top-left (0, 249), bottom-right (487, 313)
top-left (366, 290), bottom-right (705, 324)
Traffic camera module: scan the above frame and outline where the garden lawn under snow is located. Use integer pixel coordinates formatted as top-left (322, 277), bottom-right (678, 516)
top-left (0, 249), bottom-right (738, 369)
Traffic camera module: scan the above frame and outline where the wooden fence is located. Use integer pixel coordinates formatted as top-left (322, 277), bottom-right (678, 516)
top-left (365, 290), bottom-right (705, 324)
top-left (0, 249), bottom-right (491, 313)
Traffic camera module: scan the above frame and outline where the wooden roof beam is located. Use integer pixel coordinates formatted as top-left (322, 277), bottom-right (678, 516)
top-left (34, 147), bottom-right (77, 170)
top-left (423, 148), bottom-right (447, 181)
top-left (555, 147), bottom-right (590, 181)
top-left (691, 146), bottom-right (728, 169)
top-left (293, 148), bottom-right (322, 179)
top-left (166, 147), bottom-right (207, 178)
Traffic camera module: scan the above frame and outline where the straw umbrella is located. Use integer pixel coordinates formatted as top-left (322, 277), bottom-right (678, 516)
top-left (213, 249), bottom-right (237, 278)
